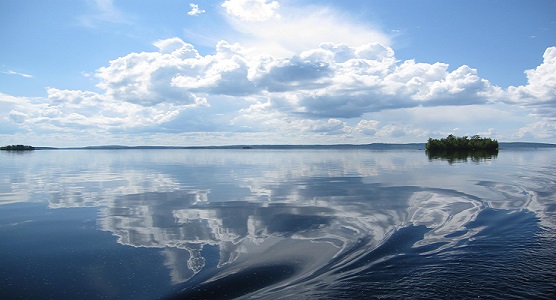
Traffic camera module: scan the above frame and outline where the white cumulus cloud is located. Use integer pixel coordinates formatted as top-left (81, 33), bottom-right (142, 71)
top-left (506, 47), bottom-right (556, 119)
top-left (221, 0), bottom-right (280, 22)
top-left (188, 3), bottom-right (205, 16)
top-left (2, 36), bottom-right (556, 144)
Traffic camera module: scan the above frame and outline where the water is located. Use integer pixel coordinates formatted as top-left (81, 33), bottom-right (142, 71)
top-left (0, 148), bottom-right (555, 299)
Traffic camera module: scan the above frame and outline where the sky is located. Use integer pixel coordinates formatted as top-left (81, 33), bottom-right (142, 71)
top-left (1, 0), bottom-right (555, 147)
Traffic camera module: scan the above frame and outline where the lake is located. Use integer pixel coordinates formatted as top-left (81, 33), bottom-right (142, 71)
top-left (1, 148), bottom-right (555, 299)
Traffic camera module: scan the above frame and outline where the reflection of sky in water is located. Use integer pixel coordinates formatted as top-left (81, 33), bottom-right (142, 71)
top-left (1, 149), bottom-right (555, 298)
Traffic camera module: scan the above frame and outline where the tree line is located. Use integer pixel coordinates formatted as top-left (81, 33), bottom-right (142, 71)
top-left (426, 135), bottom-right (498, 152)
top-left (0, 145), bottom-right (35, 151)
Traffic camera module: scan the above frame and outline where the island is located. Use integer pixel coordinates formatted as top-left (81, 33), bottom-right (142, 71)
top-left (0, 145), bottom-right (35, 151)
top-left (425, 135), bottom-right (499, 163)
top-left (426, 135), bottom-right (498, 152)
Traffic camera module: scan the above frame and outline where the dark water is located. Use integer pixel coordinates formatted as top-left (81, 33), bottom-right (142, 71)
top-left (0, 149), bottom-right (555, 299)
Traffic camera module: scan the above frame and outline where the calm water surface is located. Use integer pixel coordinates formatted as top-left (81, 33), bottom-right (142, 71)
top-left (0, 149), bottom-right (555, 299)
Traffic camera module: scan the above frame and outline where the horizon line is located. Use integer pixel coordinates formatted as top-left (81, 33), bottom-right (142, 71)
top-left (23, 141), bottom-right (556, 150)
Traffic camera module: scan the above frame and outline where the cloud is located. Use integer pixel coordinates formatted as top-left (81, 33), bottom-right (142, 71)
top-left (169, 39), bottom-right (494, 118)
top-left (221, 0), bottom-right (280, 22)
top-left (2, 70), bottom-right (33, 78)
top-left (255, 43), bottom-right (496, 118)
top-left (9, 110), bottom-right (28, 123)
top-left (3, 34), bottom-right (556, 144)
top-left (355, 120), bottom-right (381, 136)
top-left (0, 87), bottom-right (197, 136)
top-left (79, 0), bottom-right (131, 27)
top-left (95, 39), bottom-right (207, 106)
top-left (353, 119), bottom-right (431, 140)
top-left (508, 47), bottom-right (556, 101)
top-left (45, 88), bottom-right (201, 131)
top-left (515, 119), bottom-right (556, 140)
top-left (293, 119), bottom-right (349, 135)
top-left (224, 4), bottom-right (390, 57)
top-left (188, 3), bottom-right (205, 16)
top-left (506, 47), bottom-right (556, 119)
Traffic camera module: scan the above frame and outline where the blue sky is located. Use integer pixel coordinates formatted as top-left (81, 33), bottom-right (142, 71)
top-left (1, 0), bottom-right (555, 147)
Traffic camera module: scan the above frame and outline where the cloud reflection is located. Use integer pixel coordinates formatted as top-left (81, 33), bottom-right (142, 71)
top-left (95, 177), bottom-right (486, 289)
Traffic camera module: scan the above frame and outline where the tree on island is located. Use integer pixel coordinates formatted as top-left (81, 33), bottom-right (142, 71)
top-left (0, 145), bottom-right (35, 151)
top-left (425, 135), bottom-right (498, 164)
top-left (426, 135), bottom-right (498, 152)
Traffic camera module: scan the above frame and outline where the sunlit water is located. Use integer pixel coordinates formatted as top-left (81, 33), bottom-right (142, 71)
top-left (0, 148), bottom-right (555, 299)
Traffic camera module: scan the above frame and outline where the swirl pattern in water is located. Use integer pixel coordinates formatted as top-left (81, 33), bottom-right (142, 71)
top-left (0, 149), bottom-right (555, 299)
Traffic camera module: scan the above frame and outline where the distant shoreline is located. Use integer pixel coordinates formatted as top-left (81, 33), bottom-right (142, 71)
top-left (28, 142), bottom-right (556, 151)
